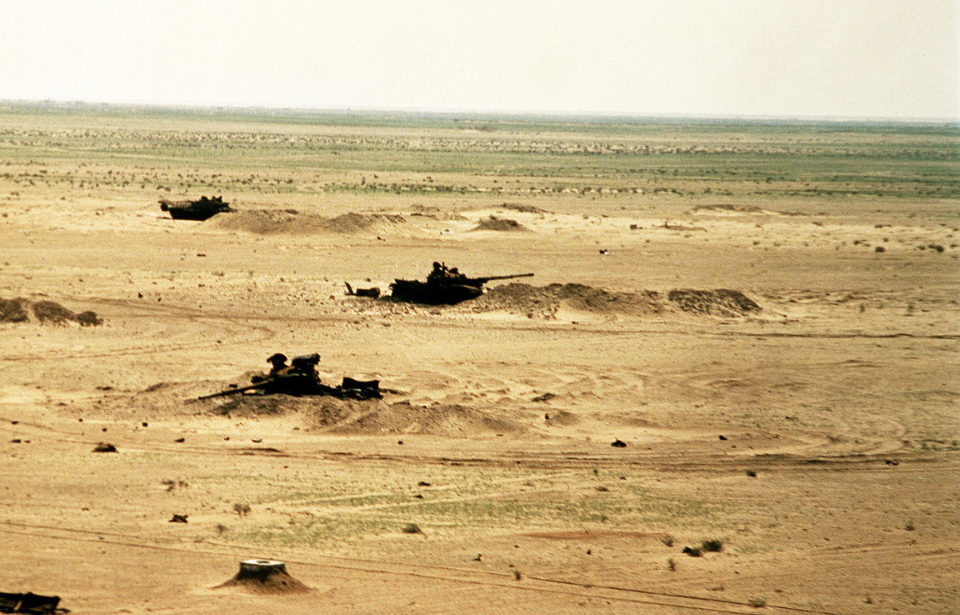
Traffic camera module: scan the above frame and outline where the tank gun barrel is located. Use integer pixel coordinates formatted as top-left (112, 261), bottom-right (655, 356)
top-left (197, 380), bottom-right (271, 400)
top-left (468, 272), bottom-right (534, 285)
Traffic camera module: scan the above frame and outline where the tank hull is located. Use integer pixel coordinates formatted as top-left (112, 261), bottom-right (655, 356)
top-left (160, 196), bottom-right (232, 221)
top-left (389, 279), bottom-right (483, 305)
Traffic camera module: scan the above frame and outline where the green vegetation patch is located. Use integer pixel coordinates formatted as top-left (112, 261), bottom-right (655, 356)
top-left (204, 466), bottom-right (723, 551)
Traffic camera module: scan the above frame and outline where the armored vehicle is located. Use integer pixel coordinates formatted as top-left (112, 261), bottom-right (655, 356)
top-left (199, 352), bottom-right (381, 401)
top-left (160, 195), bottom-right (232, 220)
top-left (389, 262), bottom-right (533, 305)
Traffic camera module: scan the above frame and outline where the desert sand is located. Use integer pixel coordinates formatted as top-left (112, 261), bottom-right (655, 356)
top-left (0, 107), bottom-right (958, 614)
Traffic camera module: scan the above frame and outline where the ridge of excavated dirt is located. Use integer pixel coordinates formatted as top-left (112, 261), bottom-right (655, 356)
top-left (463, 283), bottom-right (760, 318)
top-left (206, 210), bottom-right (406, 235)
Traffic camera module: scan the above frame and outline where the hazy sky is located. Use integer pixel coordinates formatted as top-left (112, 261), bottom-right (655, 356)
top-left (2, 0), bottom-right (957, 120)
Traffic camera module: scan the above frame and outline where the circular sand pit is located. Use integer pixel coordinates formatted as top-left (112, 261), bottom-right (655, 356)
top-left (216, 559), bottom-right (310, 594)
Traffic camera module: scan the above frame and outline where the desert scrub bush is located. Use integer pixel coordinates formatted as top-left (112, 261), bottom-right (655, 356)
top-left (401, 523), bottom-right (422, 534)
top-left (233, 502), bottom-right (252, 517)
top-left (683, 538), bottom-right (723, 557)
top-left (748, 597), bottom-right (766, 608)
top-left (161, 478), bottom-right (188, 492)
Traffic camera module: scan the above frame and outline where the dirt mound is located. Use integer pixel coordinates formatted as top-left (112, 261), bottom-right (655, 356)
top-left (326, 212), bottom-right (405, 233)
top-left (322, 400), bottom-right (523, 436)
top-left (544, 410), bottom-right (580, 427)
top-left (667, 289), bottom-right (761, 316)
top-left (216, 561), bottom-right (310, 594)
top-left (467, 283), bottom-right (664, 318)
top-left (208, 209), bottom-right (405, 235)
top-left (556, 284), bottom-right (663, 315)
top-left (0, 297), bottom-right (102, 326)
top-left (206, 394), bottom-right (314, 417)
top-left (409, 205), bottom-right (467, 221)
top-left (189, 387), bottom-right (374, 420)
top-left (498, 202), bottom-right (549, 214)
top-left (198, 394), bottom-right (521, 436)
top-left (470, 215), bottom-right (528, 232)
top-left (465, 284), bottom-right (762, 319)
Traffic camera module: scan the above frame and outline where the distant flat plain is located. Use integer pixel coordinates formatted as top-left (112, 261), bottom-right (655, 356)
top-left (1, 104), bottom-right (957, 614)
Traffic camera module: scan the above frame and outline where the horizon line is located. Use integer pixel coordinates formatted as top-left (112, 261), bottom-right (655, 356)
top-left (2, 98), bottom-right (958, 126)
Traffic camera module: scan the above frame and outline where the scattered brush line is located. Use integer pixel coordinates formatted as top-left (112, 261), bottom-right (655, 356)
top-left (712, 331), bottom-right (960, 341)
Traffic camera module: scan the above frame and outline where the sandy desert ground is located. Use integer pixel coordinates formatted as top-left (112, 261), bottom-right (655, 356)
top-left (0, 106), bottom-right (958, 614)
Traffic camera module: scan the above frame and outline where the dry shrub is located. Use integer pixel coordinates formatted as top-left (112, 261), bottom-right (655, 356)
top-left (0, 297), bottom-right (30, 323)
top-left (0, 297), bottom-right (103, 326)
top-left (32, 300), bottom-right (76, 324)
top-left (75, 311), bottom-right (103, 326)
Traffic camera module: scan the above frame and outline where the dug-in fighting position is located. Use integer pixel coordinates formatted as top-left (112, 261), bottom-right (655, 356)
top-left (199, 353), bottom-right (381, 401)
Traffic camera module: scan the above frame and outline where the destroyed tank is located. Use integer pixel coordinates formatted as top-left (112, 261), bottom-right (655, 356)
top-left (198, 352), bottom-right (382, 401)
top-left (160, 195), bottom-right (232, 220)
top-left (390, 264), bottom-right (533, 305)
